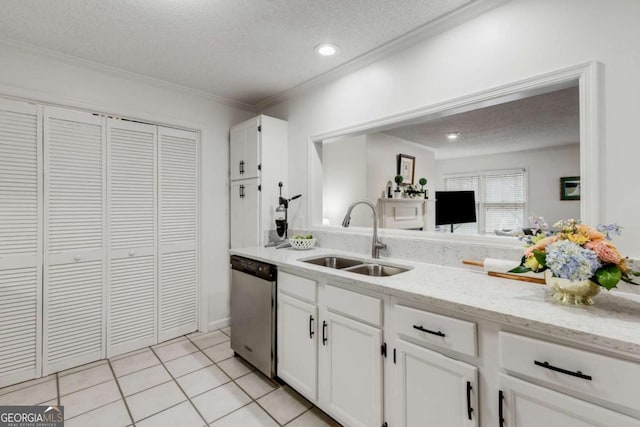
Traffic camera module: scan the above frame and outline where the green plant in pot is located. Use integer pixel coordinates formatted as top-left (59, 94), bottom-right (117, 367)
top-left (394, 175), bottom-right (403, 198)
top-left (418, 177), bottom-right (428, 198)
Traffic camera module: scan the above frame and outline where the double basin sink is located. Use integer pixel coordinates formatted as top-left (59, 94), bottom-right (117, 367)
top-left (301, 255), bottom-right (411, 277)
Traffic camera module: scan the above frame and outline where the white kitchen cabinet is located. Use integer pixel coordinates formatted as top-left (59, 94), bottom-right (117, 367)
top-left (277, 291), bottom-right (318, 401)
top-left (319, 309), bottom-right (383, 427)
top-left (499, 374), bottom-right (640, 427)
top-left (392, 338), bottom-right (478, 427)
top-left (230, 179), bottom-right (260, 249)
top-left (229, 115), bottom-right (287, 248)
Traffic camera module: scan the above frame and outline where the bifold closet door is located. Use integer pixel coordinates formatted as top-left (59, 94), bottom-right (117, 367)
top-left (43, 107), bottom-right (106, 374)
top-left (158, 126), bottom-right (199, 341)
top-left (0, 99), bottom-right (42, 387)
top-left (107, 119), bottom-right (157, 357)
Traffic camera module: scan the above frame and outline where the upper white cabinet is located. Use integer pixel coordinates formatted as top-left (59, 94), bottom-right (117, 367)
top-left (229, 115), bottom-right (287, 248)
top-left (230, 118), bottom-right (259, 181)
top-left (0, 98), bottom-right (42, 387)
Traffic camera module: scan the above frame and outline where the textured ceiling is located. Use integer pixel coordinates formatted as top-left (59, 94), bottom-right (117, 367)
top-left (0, 0), bottom-right (474, 106)
top-left (383, 86), bottom-right (580, 159)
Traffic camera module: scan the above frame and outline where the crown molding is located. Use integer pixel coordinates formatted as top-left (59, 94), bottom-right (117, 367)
top-left (254, 0), bottom-right (512, 111)
top-left (0, 38), bottom-right (256, 112)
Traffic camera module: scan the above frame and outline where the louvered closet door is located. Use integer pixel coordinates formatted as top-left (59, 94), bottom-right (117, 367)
top-left (158, 127), bottom-right (199, 341)
top-left (107, 119), bottom-right (157, 357)
top-left (43, 107), bottom-right (106, 374)
top-left (0, 99), bottom-right (42, 387)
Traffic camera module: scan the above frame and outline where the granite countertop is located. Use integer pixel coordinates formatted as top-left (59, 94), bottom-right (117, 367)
top-left (230, 246), bottom-right (640, 357)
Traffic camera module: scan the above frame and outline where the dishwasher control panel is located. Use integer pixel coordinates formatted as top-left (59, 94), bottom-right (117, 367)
top-left (231, 255), bottom-right (277, 281)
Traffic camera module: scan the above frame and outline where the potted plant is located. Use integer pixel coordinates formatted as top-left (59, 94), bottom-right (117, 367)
top-left (418, 177), bottom-right (428, 199)
top-left (393, 175), bottom-right (403, 199)
top-left (510, 219), bottom-right (639, 305)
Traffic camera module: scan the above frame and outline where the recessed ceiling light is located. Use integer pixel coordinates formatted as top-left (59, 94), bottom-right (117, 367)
top-left (314, 43), bottom-right (339, 57)
top-left (446, 132), bottom-right (460, 141)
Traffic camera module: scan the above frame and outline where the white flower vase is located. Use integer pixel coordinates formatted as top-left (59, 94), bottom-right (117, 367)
top-left (544, 270), bottom-right (601, 306)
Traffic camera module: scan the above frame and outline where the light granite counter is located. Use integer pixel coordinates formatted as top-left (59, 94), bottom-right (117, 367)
top-left (231, 246), bottom-right (640, 357)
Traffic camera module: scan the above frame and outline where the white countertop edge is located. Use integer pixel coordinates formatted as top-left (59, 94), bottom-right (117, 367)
top-left (230, 246), bottom-right (640, 357)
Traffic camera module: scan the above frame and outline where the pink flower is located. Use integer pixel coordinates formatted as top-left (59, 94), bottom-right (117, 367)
top-left (585, 239), bottom-right (622, 265)
top-left (524, 235), bottom-right (557, 257)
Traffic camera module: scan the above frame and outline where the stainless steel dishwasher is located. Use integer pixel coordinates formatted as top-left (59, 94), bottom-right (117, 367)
top-left (230, 255), bottom-right (277, 378)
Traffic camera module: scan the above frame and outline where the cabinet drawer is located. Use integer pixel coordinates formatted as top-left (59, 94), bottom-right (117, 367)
top-left (500, 331), bottom-right (640, 412)
top-left (279, 271), bottom-right (317, 303)
top-left (324, 284), bottom-right (381, 326)
top-left (394, 305), bottom-right (477, 357)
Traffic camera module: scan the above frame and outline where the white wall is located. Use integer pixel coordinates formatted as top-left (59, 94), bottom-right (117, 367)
top-left (366, 133), bottom-right (435, 203)
top-left (263, 0), bottom-right (640, 257)
top-left (0, 42), bottom-right (254, 330)
top-left (436, 144), bottom-right (580, 226)
top-left (322, 136), bottom-right (368, 226)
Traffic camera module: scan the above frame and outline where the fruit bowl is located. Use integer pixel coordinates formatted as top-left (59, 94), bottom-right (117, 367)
top-left (289, 236), bottom-right (316, 250)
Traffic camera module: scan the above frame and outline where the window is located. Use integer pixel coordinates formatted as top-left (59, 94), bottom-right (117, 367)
top-left (443, 169), bottom-right (526, 234)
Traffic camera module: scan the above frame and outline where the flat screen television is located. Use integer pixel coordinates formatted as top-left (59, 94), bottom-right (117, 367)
top-left (435, 191), bottom-right (477, 232)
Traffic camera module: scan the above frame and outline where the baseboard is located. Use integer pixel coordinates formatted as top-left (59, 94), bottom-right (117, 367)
top-left (207, 317), bottom-right (230, 332)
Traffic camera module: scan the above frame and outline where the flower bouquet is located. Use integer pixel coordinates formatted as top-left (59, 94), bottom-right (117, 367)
top-left (511, 219), bottom-right (639, 304)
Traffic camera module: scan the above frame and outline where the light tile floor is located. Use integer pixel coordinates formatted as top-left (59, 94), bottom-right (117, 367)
top-left (0, 328), bottom-right (341, 426)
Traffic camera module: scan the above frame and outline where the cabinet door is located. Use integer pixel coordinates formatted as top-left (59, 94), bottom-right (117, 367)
top-left (158, 127), bottom-right (198, 341)
top-left (319, 310), bottom-right (383, 427)
top-left (499, 374), bottom-right (640, 427)
top-left (393, 339), bottom-right (478, 427)
top-left (277, 292), bottom-right (318, 401)
top-left (230, 118), bottom-right (259, 181)
top-left (107, 119), bottom-right (157, 357)
top-left (43, 107), bottom-right (106, 374)
top-left (0, 99), bottom-right (42, 387)
top-left (230, 179), bottom-right (260, 249)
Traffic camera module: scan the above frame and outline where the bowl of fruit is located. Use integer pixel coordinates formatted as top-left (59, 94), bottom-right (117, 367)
top-left (289, 234), bottom-right (316, 250)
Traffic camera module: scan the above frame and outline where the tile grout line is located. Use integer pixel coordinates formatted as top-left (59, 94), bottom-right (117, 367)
top-left (55, 372), bottom-right (60, 407)
top-left (185, 334), bottom-right (285, 426)
top-left (148, 343), bottom-right (210, 426)
top-left (107, 358), bottom-right (137, 427)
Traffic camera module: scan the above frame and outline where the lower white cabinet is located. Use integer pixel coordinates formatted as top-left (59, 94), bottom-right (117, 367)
top-left (277, 292), bottom-right (318, 401)
top-left (392, 338), bottom-right (478, 427)
top-left (499, 374), bottom-right (640, 427)
top-left (319, 309), bottom-right (383, 427)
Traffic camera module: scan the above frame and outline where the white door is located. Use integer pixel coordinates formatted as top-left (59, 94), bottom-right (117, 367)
top-left (277, 292), bottom-right (318, 401)
top-left (230, 179), bottom-right (260, 249)
top-left (499, 374), bottom-right (640, 427)
top-left (0, 99), bottom-right (42, 387)
top-left (43, 106), bottom-right (106, 374)
top-left (319, 310), bottom-right (383, 427)
top-left (230, 118), bottom-right (259, 181)
top-left (107, 119), bottom-right (157, 357)
top-left (393, 339), bottom-right (478, 427)
top-left (158, 126), bottom-right (199, 341)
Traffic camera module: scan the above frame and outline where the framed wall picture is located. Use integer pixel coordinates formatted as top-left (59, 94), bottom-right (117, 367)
top-left (560, 176), bottom-right (580, 200)
top-left (397, 154), bottom-right (415, 185)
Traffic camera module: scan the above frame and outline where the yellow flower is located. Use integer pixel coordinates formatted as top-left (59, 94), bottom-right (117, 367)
top-left (524, 255), bottom-right (541, 271)
top-left (567, 232), bottom-right (590, 245)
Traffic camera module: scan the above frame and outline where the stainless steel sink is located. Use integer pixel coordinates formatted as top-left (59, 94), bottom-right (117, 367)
top-left (342, 263), bottom-right (410, 277)
top-left (302, 256), bottom-right (363, 269)
top-left (301, 255), bottom-right (411, 277)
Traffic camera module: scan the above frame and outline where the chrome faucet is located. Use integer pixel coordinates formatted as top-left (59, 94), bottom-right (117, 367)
top-left (341, 200), bottom-right (387, 259)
